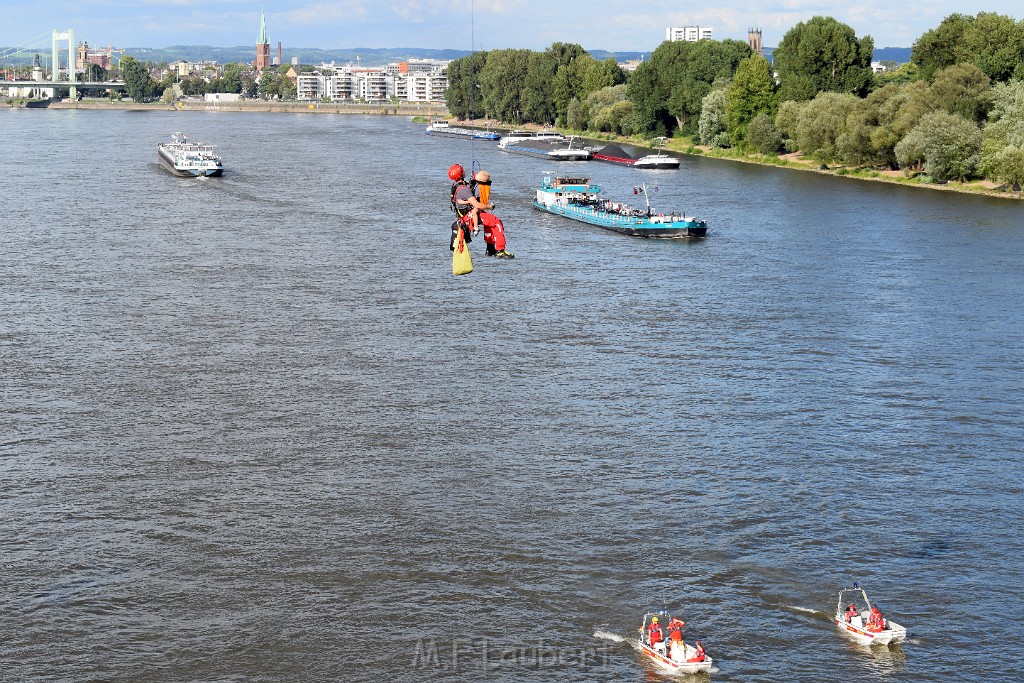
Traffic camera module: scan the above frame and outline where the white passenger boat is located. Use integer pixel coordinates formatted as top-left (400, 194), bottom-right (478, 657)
top-left (633, 136), bottom-right (680, 169)
top-left (835, 583), bottom-right (908, 646)
top-left (157, 132), bottom-right (224, 177)
top-left (638, 611), bottom-right (713, 674)
top-left (498, 132), bottom-right (591, 160)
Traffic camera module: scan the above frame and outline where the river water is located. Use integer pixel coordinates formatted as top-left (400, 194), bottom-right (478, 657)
top-left (1, 109), bottom-right (1023, 682)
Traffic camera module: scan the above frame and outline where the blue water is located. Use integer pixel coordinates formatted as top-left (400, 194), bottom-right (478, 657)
top-left (1, 108), bottom-right (1022, 682)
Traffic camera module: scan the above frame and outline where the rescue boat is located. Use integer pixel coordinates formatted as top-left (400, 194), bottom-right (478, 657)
top-left (638, 611), bottom-right (713, 674)
top-left (834, 583), bottom-right (908, 646)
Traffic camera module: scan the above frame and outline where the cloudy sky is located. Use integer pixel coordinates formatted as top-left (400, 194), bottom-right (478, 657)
top-left (3, 1), bottom-right (1021, 53)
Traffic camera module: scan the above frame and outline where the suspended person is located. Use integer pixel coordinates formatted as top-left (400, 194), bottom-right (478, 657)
top-left (448, 164), bottom-right (514, 259)
top-left (471, 170), bottom-right (513, 258)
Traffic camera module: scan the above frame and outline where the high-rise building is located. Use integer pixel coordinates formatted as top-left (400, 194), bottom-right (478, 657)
top-left (255, 7), bottom-right (270, 70)
top-left (665, 26), bottom-right (713, 42)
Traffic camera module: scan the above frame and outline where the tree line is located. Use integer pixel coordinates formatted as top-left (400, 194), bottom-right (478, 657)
top-left (445, 12), bottom-right (1024, 186)
top-left (118, 57), bottom-right (296, 103)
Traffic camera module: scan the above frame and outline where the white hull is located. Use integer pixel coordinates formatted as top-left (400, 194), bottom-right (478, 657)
top-left (639, 641), bottom-right (713, 674)
top-left (835, 616), bottom-right (907, 646)
top-left (634, 153), bottom-right (680, 169)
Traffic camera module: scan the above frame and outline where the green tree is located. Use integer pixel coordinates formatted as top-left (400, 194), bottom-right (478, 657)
top-left (221, 63), bottom-right (244, 93)
top-left (905, 110), bottom-right (983, 181)
top-left (479, 49), bottom-right (530, 122)
top-left (913, 12), bottom-right (1024, 83)
top-left (979, 78), bottom-right (1024, 181)
top-left (548, 43), bottom-right (589, 126)
top-left (927, 63), bottom-right (992, 122)
top-left (726, 55), bottom-right (778, 146)
top-left (582, 58), bottom-right (626, 95)
top-left (626, 60), bottom-right (669, 136)
top-left (912, 14), bottom-right (972, 81)
top-left (444, 53), bottom-right (488, 119)
top-left (773, 16), bottom-right (874, 101)
top-left (566, 97), bottom-right (587, 130)
top-left (793, 91), bottom-right (860, 162)
top-left (584, 84), bottom-right (628, 131)
top-left (894, 128), bottom-right (928, 172)
top-left (747, 113), bottom-right (784, 154)
top-left (698, 87), bottom-right (729, 147)
top-left (628, 38), bottom-right (750, 137)
top-left (522, 51), bottom-right (557, 124)
top-left (775, 99), bottom-right (807, 152)
top-left (120, 55), bottom-right (151, 102)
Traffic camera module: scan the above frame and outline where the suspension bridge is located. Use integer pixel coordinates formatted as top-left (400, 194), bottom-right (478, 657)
top-left (1, 28), bottom-right (126, 98)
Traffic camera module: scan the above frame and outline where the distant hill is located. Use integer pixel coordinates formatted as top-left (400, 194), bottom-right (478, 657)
top-left (762, 46), bottom-right (911, 64)
top-left (874, 47), bottom-right (912, 63)
top-left (116, 46), bottom-right (652, 67)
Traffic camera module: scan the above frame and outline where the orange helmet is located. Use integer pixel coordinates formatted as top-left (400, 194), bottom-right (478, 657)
top-left (448, 164), bottom-right (465, 181)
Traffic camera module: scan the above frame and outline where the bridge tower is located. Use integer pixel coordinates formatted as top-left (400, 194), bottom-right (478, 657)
top-left (51, 28), bottom-right (77, 97)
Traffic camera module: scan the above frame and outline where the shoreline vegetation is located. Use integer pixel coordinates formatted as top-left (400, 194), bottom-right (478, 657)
top-left (5, 97), bottom-right (1020, 200)
top-left (452, 117), bottom-right (1023, 201)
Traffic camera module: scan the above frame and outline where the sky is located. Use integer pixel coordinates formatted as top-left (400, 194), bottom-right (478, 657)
top-left (2, 1), bottom-right (1021, 54)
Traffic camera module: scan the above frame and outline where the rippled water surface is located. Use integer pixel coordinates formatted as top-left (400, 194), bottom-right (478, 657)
top-left (2, 109), bottom-right (1023, 682)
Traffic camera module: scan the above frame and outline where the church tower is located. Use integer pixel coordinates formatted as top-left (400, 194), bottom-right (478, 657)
top-left (748, 28), bottom-right (764, 58)
top-left (255, 7), bottom-right (271, 70)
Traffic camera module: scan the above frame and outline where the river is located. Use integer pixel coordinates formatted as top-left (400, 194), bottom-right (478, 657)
top-left (1, 109), bottom-right (1022, 682)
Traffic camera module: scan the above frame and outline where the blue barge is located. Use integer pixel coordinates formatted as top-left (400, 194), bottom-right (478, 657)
top-left (532, 175), bottom-right (707, 238)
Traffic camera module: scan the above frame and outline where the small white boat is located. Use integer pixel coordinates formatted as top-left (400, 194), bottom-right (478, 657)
top-left (638, 611), bottom-right (713, 674)
top-left (834, 583), bottom-right (908, 646)
top-left (633, 136), bottom-right (680, 170)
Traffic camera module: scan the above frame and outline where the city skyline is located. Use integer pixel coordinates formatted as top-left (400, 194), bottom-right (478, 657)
top-left (3, 1), bottom-right (1021, 53)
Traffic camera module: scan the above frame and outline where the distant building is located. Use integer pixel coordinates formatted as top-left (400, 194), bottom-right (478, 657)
top-left (295, 61), bottom-right (448, 102)
top-left (255, 7), bottom-right (271, 70)
top-left (871, 61), bottom-right (887, 73)
top-left (75, 41), bottom-right (123, 70)
top-left (620, 56), bottom-right (644, 72)
top-left (666, 26), bottom-right (713, 42)
top-left (748, 28), bottom-right (764, 58)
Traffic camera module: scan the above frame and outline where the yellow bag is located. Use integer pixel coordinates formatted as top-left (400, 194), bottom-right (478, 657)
top-left (452, 226), bottom-right (473, 276)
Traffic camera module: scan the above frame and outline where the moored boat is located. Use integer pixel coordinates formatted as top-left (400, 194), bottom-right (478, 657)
top-left (533, 175), bottom-right (707, 238)
top-left (834, 583), bottom-right (908, 646)
top-left (638, 611), bottom-right (713, 675)
top-left (633, 136), bottom-right (680, 169)
top-left (157, 132), bottom-right (223, 177)
top-left (499, 133), bottom-right (591, 160)
top-left (425, 120), bottom-right (500, 140)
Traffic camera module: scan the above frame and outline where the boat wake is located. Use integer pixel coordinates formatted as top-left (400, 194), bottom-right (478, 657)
top-left (593, 629), bottom-right (626, 644)
top-left (787, 605), bottom-right (822, 614)
top-left (787, 605), bottom-right (833, 622)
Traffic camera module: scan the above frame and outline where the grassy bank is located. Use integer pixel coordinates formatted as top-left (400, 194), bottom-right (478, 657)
top-left (453, 117), bottom-right (1023, 202)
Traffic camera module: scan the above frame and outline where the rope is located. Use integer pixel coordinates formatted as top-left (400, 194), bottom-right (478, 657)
top-left (469, 0), bottom-right (476, 173)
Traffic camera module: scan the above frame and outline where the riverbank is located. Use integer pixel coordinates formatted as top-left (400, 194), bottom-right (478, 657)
top-left (453, 117), bottom-right (1023, 202)
top-left (4, 97), bottom-right (448, 117)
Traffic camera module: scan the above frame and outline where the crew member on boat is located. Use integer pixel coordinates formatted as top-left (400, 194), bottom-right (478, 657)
top-left (687, 640), bottom-right (706, 663)
top-left (867, 607), bottom-right (886, 632)
top-left (667, 617), bottom-right (685, 642)
top-left (845, 603), bottom-right (859, 623)
top-left (648, 616), bottom-right (665, 652)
